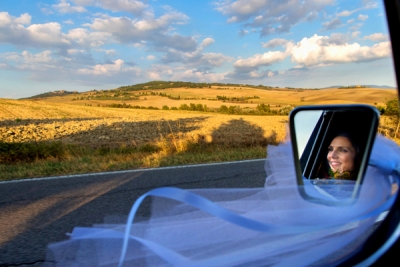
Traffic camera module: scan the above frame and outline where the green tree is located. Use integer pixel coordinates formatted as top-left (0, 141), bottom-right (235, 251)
top-left (219, 105), bottom-right (228, 113)
top-left (179, 104), bottom-right (189, 110)
top-left (385, 98), bottom-right (400, 137)
top-left (195, 104), bottom-right (204, 111)
top-left (256, 103), bottom-right (270, 113)
top-left (162, 105), bottom-right (169, 110)
top-left (385, 98), bottom-right (399, 115)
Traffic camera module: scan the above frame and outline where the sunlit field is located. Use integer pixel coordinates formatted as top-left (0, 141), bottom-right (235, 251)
top-left (0, 85), bottom-right (398, 181)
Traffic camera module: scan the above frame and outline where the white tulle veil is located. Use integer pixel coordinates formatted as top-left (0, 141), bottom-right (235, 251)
top-left (45, 135), bottom-right (399, 267)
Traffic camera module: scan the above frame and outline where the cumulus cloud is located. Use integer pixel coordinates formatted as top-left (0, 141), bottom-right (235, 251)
top-left (0, 12), bottom-right (31, 26)
top-left (147, 55), bottom-right (155, 60)
top-left (364, 33), bottom-right (389, 42)
top-left (0, 12), bottom-right (72, 48)
top-left (337, 10), bottom-right (354, 17)
top-left (63, 20), bottom-right (74, 24)
top-left (87, 13), bottom-right (195, 52)
top-left (262, 38), bottom-right (288, 48)
top-left (321, 18), bottom-right (342, 30)
top-left (21, 50), bottom-right (53, 63)
top-left (77, 58), bottom-right (141, 77)
top-left (13, 24), bottom-right (69, 48)
top-left (1, 50), bottom-right (53, 65)
top-left (96, 0), bottom-right (149, 16)
top-left (234, 51), bottom-right (287, 69)
top-left (290, 34), bottom-right (391, 67)
top-left (358, 14), bottom-right (368, 20)
top-left (72, 0), bottom-right (95, 5)
top-left (351, 31), bottom-right (361, 38)
top-left (170, 69), bottom-right (226, 83)
top-left (78, 59), bottom-right (123, 75)
top-left (53, 0), bottom-right (87, 14)
top-left (214, 0), bottom-right (335, 36)
top-left (66, 28), bottom-right (110, 47)
top-left (228, 33), bottom-right (391, 80)
top-left (199, 38), bottom-right (215, 49)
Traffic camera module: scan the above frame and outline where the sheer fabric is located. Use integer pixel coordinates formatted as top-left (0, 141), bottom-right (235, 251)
top-left (45, 135), bottom-right (399, 267)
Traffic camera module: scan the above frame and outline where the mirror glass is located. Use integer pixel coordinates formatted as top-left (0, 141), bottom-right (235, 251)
top-left (290, 105), bottom-right (380, 203)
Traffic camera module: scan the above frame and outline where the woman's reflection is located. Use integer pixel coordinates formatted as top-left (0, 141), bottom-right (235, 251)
top-left (325, 132), bottom-right (360, 180)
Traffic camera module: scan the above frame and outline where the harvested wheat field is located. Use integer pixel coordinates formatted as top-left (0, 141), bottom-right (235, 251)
top-left (0, 99), bottom-right (288, 148)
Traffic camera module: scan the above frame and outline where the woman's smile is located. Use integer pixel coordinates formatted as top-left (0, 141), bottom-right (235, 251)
top-left (327, 136), bottom-right (356, 173)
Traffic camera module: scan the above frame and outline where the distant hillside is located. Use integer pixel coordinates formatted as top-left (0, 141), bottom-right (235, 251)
top-left (23, 90), bottom-right (79, 99)
top-left (324, 85), bottom-right (396, 89)
top-left (118, 81), bottom-right (281, 91)
top-left (24, 81), bottom-right (397, 99)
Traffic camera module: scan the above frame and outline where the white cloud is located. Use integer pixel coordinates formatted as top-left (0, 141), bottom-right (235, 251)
top-left (63, 20), bottom-right (74, 25)
top-left (214, 0), bottom-right (335, 36)
top-left (27, 23), bottom-right (71, 46)
top-left (147, 71), bottom-right (161, 80)
top-left (53, 0), bottom-right (87, 14)
top-left (347, 19), bottom-right (355, 24)
top-left (199, 53), bottom-right (233, 67)
top-left (87, 15), bottom-right (195, 52)
top-left (72, 0), bottom-right (95, 5)
top-left (78, 59), bottom-right (125, 75)
top-left (147, 55), bottom-right (155, 60)
top-left (358, 14), bottom-right (368, 21)
top-left (0, 13), bottom-right (71, 48)
top-left (321, 18), bottom-right (342, 30)
top-left (351, 31), bottom-right (361, 39)
top-left (0, 12), bottom-right (31, 26)
top-left (41, 8), bottom-right (54, 15)
top-left (262, 38), bottom-right (288, 48)
top-left (66, 28), bottom-right (110, 47)
top-left (21, 50), bottom-right (53, 63)
top-left (290, 34), bottom-right (391, 67)
top-left (171, 69), bottom-right (226, 82)
top-left (200, 38), bottom-right (215, 49)
top-left (234, 50), bottom-right (287, 68)
top-left (337, 10), bottom-right (354, 17)
top-left (94, 48), bottom-right (117, 56)
top-left (15, 13), bottom-right (32, 25)
top-left (362, 0), bottom-right (378, 9)
top-left (95, 0), bottom-right (149, 16)
top-left (364, 33), bottom-right (389, 42)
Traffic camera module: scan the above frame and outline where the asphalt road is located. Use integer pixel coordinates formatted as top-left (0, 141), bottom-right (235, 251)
top-left (0, 159), bottom-right (267, 267)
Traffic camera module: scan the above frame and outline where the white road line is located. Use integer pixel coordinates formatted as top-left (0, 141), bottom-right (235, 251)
top-left (0, 158), bottom-right (266, 184)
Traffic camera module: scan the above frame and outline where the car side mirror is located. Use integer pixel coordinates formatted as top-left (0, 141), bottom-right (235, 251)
top-left (289, 104), bottom-right (380, 204)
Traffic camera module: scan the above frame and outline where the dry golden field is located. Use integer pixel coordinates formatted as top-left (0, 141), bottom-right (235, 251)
top-left (39, 86), bottom-right (397, 109)
top-left (1, 88), bottom-right (398, 180)
top-left (0, 98), bottom-right (288, 148)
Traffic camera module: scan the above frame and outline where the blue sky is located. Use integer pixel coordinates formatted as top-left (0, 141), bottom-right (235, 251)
top-left (0, 0), bottom-right (397, 98)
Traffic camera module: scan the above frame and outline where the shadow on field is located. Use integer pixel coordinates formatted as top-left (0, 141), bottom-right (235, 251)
top-left (210, 118), bottom-right (277, 147)
top-left (0, 116), bottom-right (210, 148)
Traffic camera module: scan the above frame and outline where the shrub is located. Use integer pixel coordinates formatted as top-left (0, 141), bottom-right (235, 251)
top-left (0, 141), bottom-right (66, 164)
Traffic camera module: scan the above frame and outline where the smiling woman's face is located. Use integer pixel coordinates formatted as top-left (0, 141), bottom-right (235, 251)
top-left (327, 136), bottom-right (356, 173)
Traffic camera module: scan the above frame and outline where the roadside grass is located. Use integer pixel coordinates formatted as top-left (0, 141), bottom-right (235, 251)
top-left (0, 139), bottom-right (267, 181)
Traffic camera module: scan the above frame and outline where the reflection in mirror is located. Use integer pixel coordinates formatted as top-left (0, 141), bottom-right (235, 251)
top-left (290, 105), bottom-right (380, 204)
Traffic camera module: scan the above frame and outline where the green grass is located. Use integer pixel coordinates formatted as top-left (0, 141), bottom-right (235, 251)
top-left (0, 141), bottom-right (267, 181)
